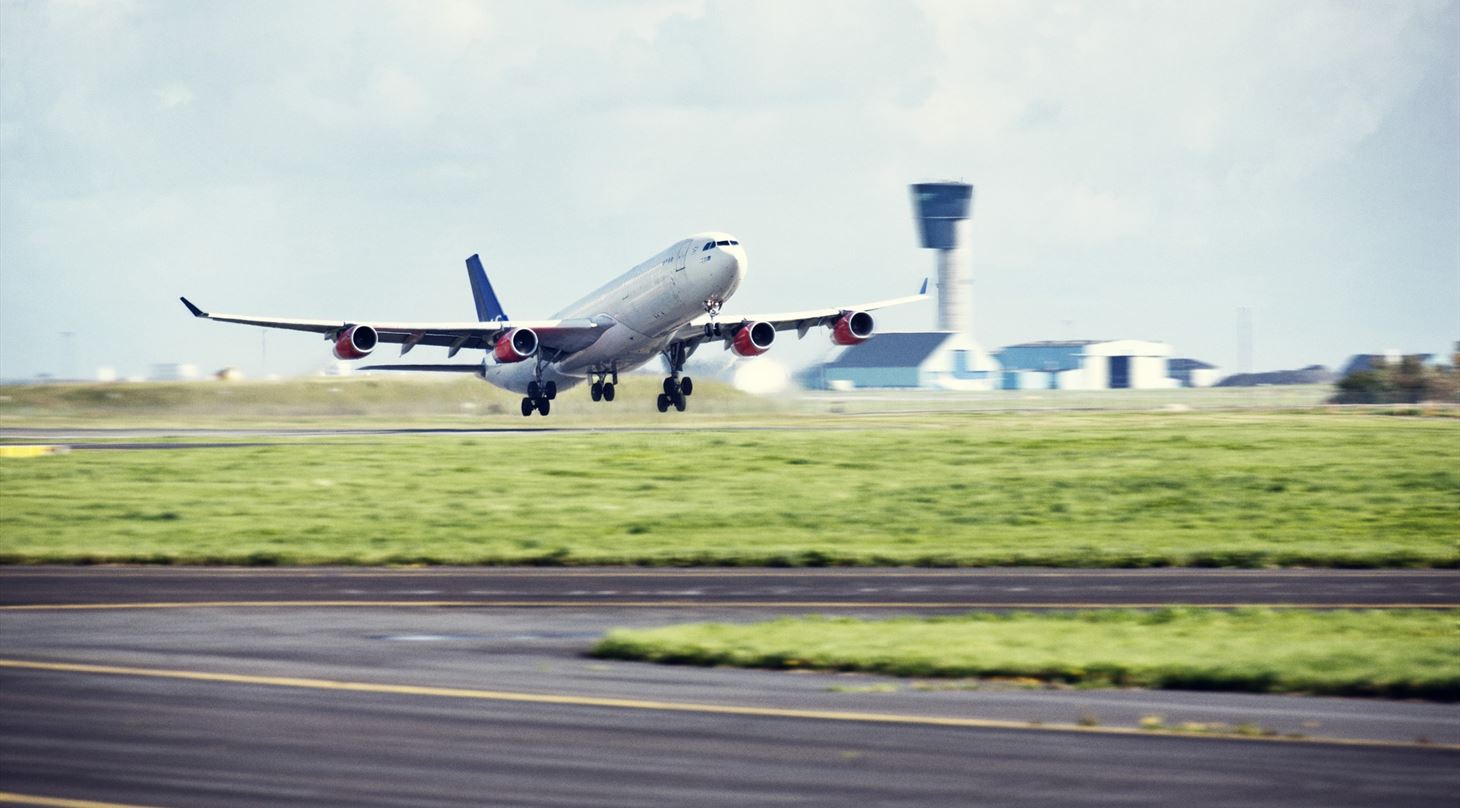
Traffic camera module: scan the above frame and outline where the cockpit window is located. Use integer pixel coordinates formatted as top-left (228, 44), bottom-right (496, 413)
top-left (702, 242), bottom-right (714, 251)
top-left (729, 240), bottom-right (739, 245)
top-left (716, 240), bottom-right (730, 246)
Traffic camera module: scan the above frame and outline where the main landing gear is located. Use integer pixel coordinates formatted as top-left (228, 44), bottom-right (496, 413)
top-left (658, 342), bottom-right (695, 414)
top-left (520, 379), bottom-right (557, 417)
top-left (588, 368), bottom-right (618, 403)
top-left (656, 375), bottom-right (692, 413)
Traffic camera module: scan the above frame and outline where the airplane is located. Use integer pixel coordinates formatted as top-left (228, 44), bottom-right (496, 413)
top-left (180, 232), bottom-right (927, 416)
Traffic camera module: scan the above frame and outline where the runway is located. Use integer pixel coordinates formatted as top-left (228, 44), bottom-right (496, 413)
top-left (0, 424), bottom-right (851, 443)
top-left (2, 569), bottom-right (1457, 807)
top-left (3, 566), bottom-right (1456, 609)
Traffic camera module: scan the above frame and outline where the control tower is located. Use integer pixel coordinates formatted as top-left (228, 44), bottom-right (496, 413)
top-left (910, 182), bottom-right (974, 333)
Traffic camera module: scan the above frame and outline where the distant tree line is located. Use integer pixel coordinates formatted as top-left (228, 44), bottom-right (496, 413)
top-left (1330, 349), bottom-right (1460, 405)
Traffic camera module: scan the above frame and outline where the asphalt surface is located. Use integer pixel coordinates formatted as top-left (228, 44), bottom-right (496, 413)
top-left (1, 566), bottom-right (1455, 609)
top-left (0, 425), bottom-right (849, 442)
top-left (2, 569), bottom-right (1457, 807)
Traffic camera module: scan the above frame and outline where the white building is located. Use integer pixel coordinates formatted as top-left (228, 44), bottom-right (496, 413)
top-left (809, 332), bottom-right (1000, 391)
top-left (993, 340), bottom-right (1176, 390)
top-left (148, 363), bottom-right (199, 381)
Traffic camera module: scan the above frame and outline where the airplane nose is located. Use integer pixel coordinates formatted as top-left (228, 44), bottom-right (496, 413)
top-left (724, 251), bottom-right (745, 290)
top-left (732, 246), bottom-right (748, 275)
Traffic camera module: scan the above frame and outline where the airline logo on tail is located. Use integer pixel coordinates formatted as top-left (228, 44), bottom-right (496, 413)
top-left (466, 254), bottom-right (508, 322)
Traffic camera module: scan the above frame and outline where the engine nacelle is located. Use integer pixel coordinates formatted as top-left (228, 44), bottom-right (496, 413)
top-left (493, 328), bottom-right (538, 363)
top-left (731, 321), bottom-right (776, 357)
top-left (332, 325), bottom-right (378, 360)
top-left (831, 310), bottom-right (874, 346)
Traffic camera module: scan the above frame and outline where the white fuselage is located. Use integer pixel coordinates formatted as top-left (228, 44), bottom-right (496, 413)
top-left (482, 232), bottom-right (747, 394)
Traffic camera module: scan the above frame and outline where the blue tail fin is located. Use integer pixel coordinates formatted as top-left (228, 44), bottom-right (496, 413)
top-left (465, 254), bottom-right (508, 322)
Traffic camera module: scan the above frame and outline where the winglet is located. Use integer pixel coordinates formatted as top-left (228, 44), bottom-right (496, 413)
top-left (180, 296), bottom-right (207, 318)
top-left (919, 278), bottom-right (929, 296)
top-left (465, 254), bottom-right (508, 322)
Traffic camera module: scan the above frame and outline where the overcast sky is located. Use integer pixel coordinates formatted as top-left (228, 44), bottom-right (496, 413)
top-left (2, 0), bottom-right (1457, 380)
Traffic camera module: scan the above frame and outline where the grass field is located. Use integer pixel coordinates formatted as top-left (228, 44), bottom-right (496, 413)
top-left (591, 609), bottom-right (1460, 699)
top-left (0, 376), bottom-right (1343, 429)
top-left (0, 376), bottom-right (777, 427)
top-left (1, 406), bottom-right (1455, 567)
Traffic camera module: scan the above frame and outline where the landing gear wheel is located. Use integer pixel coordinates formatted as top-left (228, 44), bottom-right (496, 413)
top-left (673, 393), bottom-right (687, 412)
top-left (591, 381), bottom-right (603, 402)
top-left (603, 382), bottom-right (616, 402)
top-left (656, 393), bottom-right (670, 413)
top-left (537, 398), bottom-right (551, 416)
top-left (521, 398), bottom-right (535, 417)
top-left (544, 381), bottom-right (557, 400)
top-left (664, 376), bottom-right (693, 398)
top-left (527, 381), bottom-right (542, 400)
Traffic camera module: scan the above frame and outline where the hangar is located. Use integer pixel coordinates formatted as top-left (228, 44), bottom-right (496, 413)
top-left (993, 340), bottom-right (1175, 390)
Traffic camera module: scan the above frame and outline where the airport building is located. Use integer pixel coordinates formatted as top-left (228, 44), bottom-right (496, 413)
top-left (912, 181), bottom-right (976, 334)
top-left (1168, 358), bottom-right (1220, 388)
top-left (804, 181), bottom-right (1000, 391)
top-left (148, 363), bottom-right (199, 382)
top-left (800, 179), bottom-right (1188, 392)
top-left (993, 340), bottom-right (1175, 390)
top-left (811, 332), bottom-right (998, 390)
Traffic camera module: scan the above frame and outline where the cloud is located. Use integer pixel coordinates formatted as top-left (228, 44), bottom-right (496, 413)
top-left (154, 83), bottom-right (194, 109)
top-left (0, 0), bottom-right (1454, 379)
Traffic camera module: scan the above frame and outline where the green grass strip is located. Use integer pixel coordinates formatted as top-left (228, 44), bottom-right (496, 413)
top-left (592, 609), bottom-right (1460, 700)
top-left (1, 411), bottom-right (1456, 567)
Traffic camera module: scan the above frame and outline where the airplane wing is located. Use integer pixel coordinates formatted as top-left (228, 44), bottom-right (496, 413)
top-left (179, 297), bottom-right (602, 357)
top-left (667, 279), bottom-right (929, 346)
top-left (358, 363), bottom-right (482, 373)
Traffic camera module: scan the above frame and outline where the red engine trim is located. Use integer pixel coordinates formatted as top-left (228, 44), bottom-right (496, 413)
top-left (831, 311), bottom-right (874, 346)
top-left (494, 328), bottom-right (538, 363)
top-left (731, 321), bottom-right (776, 357)
top-left (332, 325), bottom-right (378, 360)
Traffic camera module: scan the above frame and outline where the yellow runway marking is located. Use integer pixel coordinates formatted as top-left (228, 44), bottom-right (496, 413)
top-left (0, 792), bottom-right (159, 808)
top-left (0, 445), bottom-right (67, 459)
top-left (0, 600), bottom-right (1454, 612)
top-left (1, 658), bottom-right (1454, 751)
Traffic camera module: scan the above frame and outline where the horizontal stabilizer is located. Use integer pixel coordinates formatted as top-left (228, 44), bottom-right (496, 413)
top-left (360, 364), bottom-right (482, 373)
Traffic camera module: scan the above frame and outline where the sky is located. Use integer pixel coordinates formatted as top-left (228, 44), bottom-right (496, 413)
top-left (1, 0), bottom-right (1457, 381)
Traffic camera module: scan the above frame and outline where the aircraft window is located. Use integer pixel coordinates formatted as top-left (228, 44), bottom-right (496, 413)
top-left (703, 242), bottom-right (714, 251)
top-left (716, 240), bottom-right (729, 246)
top-left (729, 240), bottom-right (739, 245)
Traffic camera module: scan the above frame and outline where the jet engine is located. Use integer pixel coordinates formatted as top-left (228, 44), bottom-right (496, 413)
top-left (830, 310), bottom-right (874, 346)
top-left (731, 321), bottom-right (776, 357)
top-left (332, 325), bottom-right (378, 360)
top-left (493, 328), bottom-right (539, 363)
